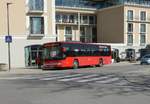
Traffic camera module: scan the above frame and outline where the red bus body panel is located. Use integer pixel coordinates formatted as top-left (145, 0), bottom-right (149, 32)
top-left (43, 56), bottom-right (111, 69)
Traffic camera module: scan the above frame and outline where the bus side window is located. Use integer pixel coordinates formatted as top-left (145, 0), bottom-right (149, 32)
top-left (74, 49), bottom-right (79, 56)
top-left (62, 44), bottom-right (72, 56)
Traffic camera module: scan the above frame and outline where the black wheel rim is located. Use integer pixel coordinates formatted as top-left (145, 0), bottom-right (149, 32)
top-left (73, 61), bottom-right (78, 69)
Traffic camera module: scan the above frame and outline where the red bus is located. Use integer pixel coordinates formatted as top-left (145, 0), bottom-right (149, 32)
top-left (42, 42), bottom-right (112, 69)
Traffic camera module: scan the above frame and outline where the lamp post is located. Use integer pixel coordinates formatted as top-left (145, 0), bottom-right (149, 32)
top-left (6, 3), bottom-right (12, 71)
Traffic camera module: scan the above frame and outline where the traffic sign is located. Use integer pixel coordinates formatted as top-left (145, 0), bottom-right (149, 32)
top-left (5, 36), bottom-right (12, 43)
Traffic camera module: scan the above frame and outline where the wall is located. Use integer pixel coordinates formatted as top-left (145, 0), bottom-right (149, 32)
top-left (0, 0), bottom-right (55, 68)
top-left (97, 5), bottom-right (124, 43)
top-left (124, 5), bottom-right (150, 46)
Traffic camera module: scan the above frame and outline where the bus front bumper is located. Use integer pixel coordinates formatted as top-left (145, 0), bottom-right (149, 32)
top-left (42, 62), bottom-right (63, 69)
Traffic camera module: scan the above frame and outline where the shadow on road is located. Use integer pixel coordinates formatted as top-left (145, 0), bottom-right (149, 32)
top-left (9, 72), bottom-right (150, 98)
top-left (47, 74), bottom-right (150, 97)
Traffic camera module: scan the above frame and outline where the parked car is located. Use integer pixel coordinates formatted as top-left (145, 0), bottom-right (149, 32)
top-left (140, 54), bottom-right (150, 65)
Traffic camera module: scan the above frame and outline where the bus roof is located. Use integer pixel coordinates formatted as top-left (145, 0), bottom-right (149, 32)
top-left (43, 41), bottom-right (110, 46)
top-left (43, 41), bottom-right (81, 45)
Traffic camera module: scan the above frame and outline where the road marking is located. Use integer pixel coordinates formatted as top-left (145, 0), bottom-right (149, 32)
top-left (96, 77), bottom-right (119, 84)
top-left (23, 74), bottom-right (66, 80)
top-left (40, 74), bottom-right (84, 81)
top-left (0, 74), bottom-right (66, 80)
top-left (114, 81), bottom-right (128, 86)
top-left (0, 77), bottom-right (26, 80)
top-left (0, 73), bottom-right (124, 86)
top-left (58, 74), bottom-right (99, 82)
top-left (76, 75), bottom-right (115, 83)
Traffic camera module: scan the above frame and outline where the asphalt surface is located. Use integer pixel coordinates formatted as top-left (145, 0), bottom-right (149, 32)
top-left (0, 62), bottom-right (150, 104)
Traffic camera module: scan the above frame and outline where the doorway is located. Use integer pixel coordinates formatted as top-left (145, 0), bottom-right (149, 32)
top-left (126, 48), bottom-right (135, 61)
top-left (24, 45), bottom-right (42, 68)
top-left (112, 48), bottom-right (120, 62)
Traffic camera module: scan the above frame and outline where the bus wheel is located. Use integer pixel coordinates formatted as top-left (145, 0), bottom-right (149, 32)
top-left (99, 59), bottom-right (103, 67)
top-left (73, 60), bottom-right (79, 69)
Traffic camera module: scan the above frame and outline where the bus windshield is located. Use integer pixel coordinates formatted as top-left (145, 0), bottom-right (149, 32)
top-left (43, 46), bottom-right (63, 60)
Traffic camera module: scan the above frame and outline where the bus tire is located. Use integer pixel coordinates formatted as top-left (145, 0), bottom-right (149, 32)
top-left (99, 59), bottom-right (103, 67)
top-left (73, 60), bottom-right (79, 69)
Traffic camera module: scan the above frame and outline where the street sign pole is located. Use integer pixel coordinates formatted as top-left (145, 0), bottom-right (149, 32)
top-left (7, 3), bottom-right (12, 71)
top-left (8, 41), bottom-right (11, 71)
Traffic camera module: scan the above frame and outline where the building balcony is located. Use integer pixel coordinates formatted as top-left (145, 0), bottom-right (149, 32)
top-left (55, 0), bottom-right (100, 9)
top-left (56, 14), bottom-right (78, 25)
top-left (56, 13), bottom-right (96, 25)
top-left (27, 9), bottom-right (44, 14)
top-left (126, 17), bottom-right (150, 23)
top-left (124, 1), bottom-right (150, 7)
top-left (28, 34), bottom-right (45, 37)
top-left (27, 6), bottom-right (44, 14)
top-left (56, 20), bottom-right (96, 26)
top-left (27, 32), bottom-right (45, 39)
top-left (56, 22), bottom-right (78, 25)
top-left (27, 11), bottom-right (44, 14)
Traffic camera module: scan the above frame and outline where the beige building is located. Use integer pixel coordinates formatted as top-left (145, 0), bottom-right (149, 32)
top-left (0, 0), bottom-right (56, 68)
top-left (55, 2), bottom-right (150, 60)
top-left (97, 4), bottom-right (150, 45)
top-left (55, 7), bottom-right (97, 43)
top-left (97, 4), bottom-right (150, 59)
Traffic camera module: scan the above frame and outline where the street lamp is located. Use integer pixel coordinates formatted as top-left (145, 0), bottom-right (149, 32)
top-left (6, 3), bottom-right (12, 71)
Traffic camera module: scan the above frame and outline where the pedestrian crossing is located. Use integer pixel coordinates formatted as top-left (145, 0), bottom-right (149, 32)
top-left (40, 74), bottom-right (83, 81)
top-left (0, 73), bottom-right (129, 85)
top-left (58, 74), bottom-right (98, 82)
top-left (76, 75), bottom-right (115, 83)
top-left (96, 77), bottom-right (119, 84)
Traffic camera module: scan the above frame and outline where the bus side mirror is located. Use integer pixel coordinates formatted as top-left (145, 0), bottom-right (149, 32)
top-left (62, 54), bottom-right (66, 59)
top-left (62, 47), bottom-right (67, 52)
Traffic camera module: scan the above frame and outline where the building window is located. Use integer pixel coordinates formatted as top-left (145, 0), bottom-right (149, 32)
top-left (81, 15), bottom-right (88, 24)
top-left (65, 26), bottom-right (72, 34)
top-left (89, 16), bottom-right (95, 24)
top-left (140, 11), bottom-right (146, 21)
top-left (80, 27), bottom-right (92, 43)
top-left (92, 27), bottom-right (97, 42)
top-left (140, 24), bottom-right (146, 33)
top-left (140, 24), bottom-right (146, 45)
top-left (69, 15), bottom-right (75, 23)
top-left (29, 0), bottom-right (44, 11)
top-left (62, 15), bottom-right (68, 23)
top-left (55, 0), bottom-right (100, 9)
top-left (56, 14), bottom-right (61, 23)
top-left (56, 14), bottom-right (77, 24)
top-left (127, 33), bottom-right (133, 45)
top-left (80, 27), bottom-right (86, 42)
top-left (128, 23), bottom-right (133, 33)
top-left (65, 26), bottom-right (72, 41)
top-left (30, 17), bottom-right (44, 34)
top-left (127, 10), bottom-right (133, 21)
top-left (140, 33), bottom-right (146, 45)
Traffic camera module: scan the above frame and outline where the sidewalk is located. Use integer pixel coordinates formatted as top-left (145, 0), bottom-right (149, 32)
top-left (108, 61), bottom-right (139, 66)
top-left (0, 68), bottom-right (48, 76)
top-left (1, 61), bottom-right (149, 76)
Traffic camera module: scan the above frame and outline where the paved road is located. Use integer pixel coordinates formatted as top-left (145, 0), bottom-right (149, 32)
top-left (0, 62), bottom-right (150, 104)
